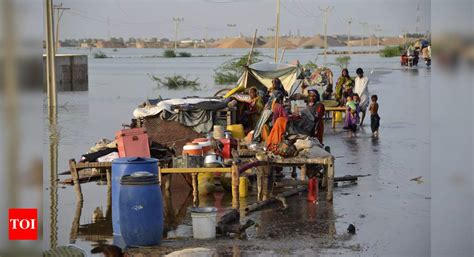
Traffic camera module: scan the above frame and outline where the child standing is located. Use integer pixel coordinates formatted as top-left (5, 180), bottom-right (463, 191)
top-left (369, 95), bottom-right (380, 137)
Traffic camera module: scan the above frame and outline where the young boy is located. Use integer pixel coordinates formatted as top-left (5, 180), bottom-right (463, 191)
top-left (369, 95), bottom-right (380, 137)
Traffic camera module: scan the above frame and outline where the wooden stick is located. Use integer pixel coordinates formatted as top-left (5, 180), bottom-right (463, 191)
top-left (300, 165), bottom-right (307, 181)
top-left (245, 186), bottom-right (307, 214)
top-left (326, 158), bottom-right (334, 202)
top-left (69, 159), bottom-right (83, 203)
top-left (262, 164), bottom-right (270, 201)
top-left (231, 162), bottom-right (240, 209)
top-left (192, 173), bottom-right (199, 207)
top-left (274, 179), bottom-right (307, 188)
top-left (246, 29), bottom-right (258, 66)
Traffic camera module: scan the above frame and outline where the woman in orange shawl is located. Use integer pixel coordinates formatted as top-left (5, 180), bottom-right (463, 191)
top-left (266, 117), bottom-right (288, 150)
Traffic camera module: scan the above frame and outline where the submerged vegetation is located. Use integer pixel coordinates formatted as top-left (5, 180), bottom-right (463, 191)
top-left (178, 51), bottom-right (192, 57)
top-left (150, 74), bottom-right (200, 90)
top-left (380, 45), bottom-right (403, 57)
top-left (163, 49), bottom-right (192, 58)
top-left (214, 50), bottom-right (262, 84)
top-left (334, 56), bottom-right (351, 69)
top-left (163, 49), bottom-right (177, 58)
top-left (93, 51), bottom-right (108, 59)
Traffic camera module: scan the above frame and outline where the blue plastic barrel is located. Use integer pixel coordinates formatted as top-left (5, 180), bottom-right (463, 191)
top-left (111, 157), bottom-right (158, 236)
top-left (119, 172), bottom-right (163, 246)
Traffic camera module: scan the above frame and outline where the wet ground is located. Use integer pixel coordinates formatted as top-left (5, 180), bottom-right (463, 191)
top-left (43, 47), bottom-right (431, 256)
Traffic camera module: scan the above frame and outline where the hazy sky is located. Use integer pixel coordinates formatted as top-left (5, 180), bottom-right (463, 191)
top-left (57, 0), bottom-right (431, 40)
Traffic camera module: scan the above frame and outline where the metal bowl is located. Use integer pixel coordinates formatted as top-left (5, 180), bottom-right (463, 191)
top-left (203, 154), bottom-right (223, 167)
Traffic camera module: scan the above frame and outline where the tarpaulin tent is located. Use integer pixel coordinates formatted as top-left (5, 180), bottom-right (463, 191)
top-left (224, 61), bottom-right (301, 98)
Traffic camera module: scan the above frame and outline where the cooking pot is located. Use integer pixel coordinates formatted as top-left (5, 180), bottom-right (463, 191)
top-left (203, 154), bottom-right (223, 168)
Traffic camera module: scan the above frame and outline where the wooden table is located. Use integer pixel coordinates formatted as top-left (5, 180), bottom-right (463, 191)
top-left (325, 106), bottom-right (346, 128)
top-left (235, 148), bottom-right (335, 202)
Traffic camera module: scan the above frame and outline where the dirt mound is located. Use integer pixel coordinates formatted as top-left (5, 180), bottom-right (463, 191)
top-left (216, 38), bottom-right (252, 48)
top-left (260, 37), bottom-right (297, 49)
top-left (301, 34), bottom-right (345, 48)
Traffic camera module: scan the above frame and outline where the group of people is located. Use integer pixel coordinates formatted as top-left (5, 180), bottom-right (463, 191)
top-left (400, 40), bottom-right (431, 67)
top-left (236, 67), bottom-right (381, 156)
top-left (335, 67), bottom-right (379, 137)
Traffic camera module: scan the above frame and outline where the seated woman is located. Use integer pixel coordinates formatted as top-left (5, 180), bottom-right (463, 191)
top-left (307, 89), bottom-right (325, 144)
top-left (271, 92), bottom-right (289, 125)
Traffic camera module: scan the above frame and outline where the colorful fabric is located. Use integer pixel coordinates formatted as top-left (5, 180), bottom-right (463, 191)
top-left (271, 102), bottom-right (289, 125)
top-left (314, 103), bottom-right (325, 144)
top-left (335, 76), bottom-right (353, 102)
top-left (371, 114), bottom-right (380, 133)
top-left (266, 117), bottom-right (288, 148)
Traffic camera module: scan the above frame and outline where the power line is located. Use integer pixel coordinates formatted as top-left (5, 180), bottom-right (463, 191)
top-left (173, 17), bottom-right (184, 50)
top-left (53, 3), bottom-right (70, 50)
top-left (318, 5), bottom-right (333, 65)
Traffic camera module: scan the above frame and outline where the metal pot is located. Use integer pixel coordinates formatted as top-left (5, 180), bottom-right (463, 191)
top-left (203, 154), bottom-right (223, 168)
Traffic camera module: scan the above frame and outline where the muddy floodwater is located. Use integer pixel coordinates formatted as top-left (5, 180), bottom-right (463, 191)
top-left (43, 47), bottom-right (430, 256)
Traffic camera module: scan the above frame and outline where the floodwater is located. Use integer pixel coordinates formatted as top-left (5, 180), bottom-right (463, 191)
top-left (43, 47), bottom-right (431, 256)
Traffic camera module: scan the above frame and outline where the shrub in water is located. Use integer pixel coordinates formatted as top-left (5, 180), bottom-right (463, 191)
top-left (178, 52), bottom-right (192, 57)
top-left (150, 74), bottom-right (200, 90)
top-left (163, 49), bottom-right (177, 58)
top-left (93, 51), bottom-right (108, 59)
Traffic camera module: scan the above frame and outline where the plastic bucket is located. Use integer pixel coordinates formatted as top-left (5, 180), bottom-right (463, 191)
top-left (190, 207), bottom-right (217, 239)
top-left (226, 124), bottom-right (245, 139)
top-left (335, 111), bottom-right (343, 122)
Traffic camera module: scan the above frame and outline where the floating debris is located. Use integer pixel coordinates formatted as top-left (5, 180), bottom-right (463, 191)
top-left (347, 224), bottom-right (356, 235)
top-left (410, 176), bottom-right (424, 184)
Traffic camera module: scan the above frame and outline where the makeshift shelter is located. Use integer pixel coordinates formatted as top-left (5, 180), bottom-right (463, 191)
top-left (224, 61), bottom-right (301, 98)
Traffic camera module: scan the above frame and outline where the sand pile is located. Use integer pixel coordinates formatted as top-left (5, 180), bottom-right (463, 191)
top-left (216, 38), bottom-right (251, 48)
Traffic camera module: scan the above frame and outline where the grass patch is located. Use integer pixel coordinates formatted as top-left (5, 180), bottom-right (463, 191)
top-left (303, 45), bottom-right (315, 49)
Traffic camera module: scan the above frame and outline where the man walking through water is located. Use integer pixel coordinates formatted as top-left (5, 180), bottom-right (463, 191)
top-left (354, 68), bottom-right (370, 126)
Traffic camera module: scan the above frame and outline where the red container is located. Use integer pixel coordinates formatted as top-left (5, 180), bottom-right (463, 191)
top-left (219, 138), bottom-right (237, 159)
top-left (115, 128), bottom-right (151, 158)
top-left (307, 177), bottom-right (318, 203)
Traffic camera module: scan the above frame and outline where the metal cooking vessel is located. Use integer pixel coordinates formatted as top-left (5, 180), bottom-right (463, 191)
top-left (203, 154), bottom-right (223, 167)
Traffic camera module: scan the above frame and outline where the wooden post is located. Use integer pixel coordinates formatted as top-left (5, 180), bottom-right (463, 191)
top-left (326, 158), bottom-right (334, 202)
top-left (300, 165), bottom-right (307, 181)
top-left (231, 162), bottom-right (240, 209)
top-left (69, 159), bottom-right (83, 202)
top-left (332, 111), bottom-right (336, 128)
top-left (262, 165), bottom-right (270, 200)
top-left (192, 173), bottom-right (199, 207)
top-left (256, 166), bottom-right (263, 201)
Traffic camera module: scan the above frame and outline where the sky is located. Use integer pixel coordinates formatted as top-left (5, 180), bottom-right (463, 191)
top-left (54, 0), bottom-right (431, 40)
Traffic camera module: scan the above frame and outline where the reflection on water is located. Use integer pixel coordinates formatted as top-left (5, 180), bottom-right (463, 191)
top-left (48, 106), bottom-right (59, 249)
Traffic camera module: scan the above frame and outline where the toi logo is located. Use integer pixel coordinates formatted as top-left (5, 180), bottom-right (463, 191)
top-left (9, 208), bottom-right (38, 240)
